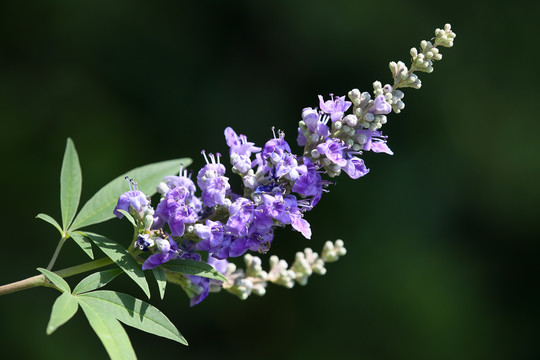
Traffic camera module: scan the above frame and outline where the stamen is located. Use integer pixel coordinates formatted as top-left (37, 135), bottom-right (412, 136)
top-left (125, 176), bottom-right (132, 191)
top-left (201, 150), bottom-right (210, 164)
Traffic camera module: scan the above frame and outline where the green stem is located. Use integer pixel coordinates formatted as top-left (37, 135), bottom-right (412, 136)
top-left (0, 257), bottom-right (114, 296)
top-left (46, 235), bottom-right (68, 270)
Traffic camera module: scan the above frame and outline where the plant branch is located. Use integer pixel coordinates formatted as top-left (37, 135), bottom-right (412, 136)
top-left (0, 256), bottom-right (114, 296)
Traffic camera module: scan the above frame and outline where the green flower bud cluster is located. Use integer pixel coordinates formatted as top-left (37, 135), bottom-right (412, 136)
top-left (391, 24), bottom-right (455, 91)
top-left (219, 240), bottom-right (347, 300)
top-left (347, 23), bottom-right (456, 121)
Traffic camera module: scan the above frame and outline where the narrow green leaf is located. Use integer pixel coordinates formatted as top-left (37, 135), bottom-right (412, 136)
top-left (70, 158), bottom-right (192, 231)
top-left (162, 259), bottom-right (228, 282)
top-left (117, 209), bottom-right (137, 228)
top-left (152, 267), bottom-right (167, 300)
top-left (84, 232), bottom-right (150, 298)
top-left (69, 231), bottom-right (94, 259)
top-left (77, 290), bottom-right (187, 345)
top-left (47, 292), bottom-right (78, 335)
top-left (78, 299), bottom-right (137, 360)
top-left (37, 267), bottom-right (71, 293)
top-left (60, 138), bottom-right (82, 231)
top-left (36, 213), bottom-right (63, 236)
top-left (73, 269), bottom-right (123, 295)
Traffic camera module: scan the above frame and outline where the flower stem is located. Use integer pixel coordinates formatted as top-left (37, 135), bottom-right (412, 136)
top-left (0, 256), bottom-right (114, 296)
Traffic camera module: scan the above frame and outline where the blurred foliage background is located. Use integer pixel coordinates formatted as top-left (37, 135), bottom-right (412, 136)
top-left (0, 1), bottom-right (538, 359)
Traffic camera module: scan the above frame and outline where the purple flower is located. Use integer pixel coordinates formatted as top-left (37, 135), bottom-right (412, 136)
top-left (318, 94), bottom-right (351, 122)
top-left (113, 190), bottom-right (149, 219)
top-left (163, 165), bottom-right (197, 195)
top-left (142, 235), bottom-right (179, 270)
top-left (225, 127), bottom-right (261, 157)
top-left (197, 151), bottom-right (226, 190)
top-left (155, 187), bottom-right (189, 218)
top-left (368, 95), bottom-right (392, 115)
top-left (187, 275), bottom-right (210, 307)
top-left (296, 108), bottom-right (330, 146)
top-left (197, 151), bottom-right (230, 207)
top-left (342, 157), bottom-right (370, 179)
top-left (195, 220), bottom-right (226, 255)
top-left (134, 234), bottom-right (153, 252)
top-left (261, 129), bottom-right (292, 164)
top-left (168, 203), bottom-right (198, 237)
top-left (297, 127), bottom-right (307, 146)
top-left (356, 129), bottom-right (393, 155)
top-left (293, 157), bottom-right (324, 205)
top-left (316, 138), bottom-right (348, 167)
top-left (226, 197), bottom-right (256, 237)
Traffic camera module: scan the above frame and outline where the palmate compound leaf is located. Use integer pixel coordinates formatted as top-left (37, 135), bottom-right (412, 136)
top-left (83, 232), bottom-right (151, 299)
top-left (73, 269), bottom-right (124, 295)
top-left (77, 298), bottom-right (137, 360)
top-left (60, 138), bottom-right (82, 232)
top-left (77, 290), bottom-right (188, 346)
top-left (46, 292), bottom-right (78, 335)
top-left (69, 157), bottom-right (192, 231)
top-left (162, 259), bottom-right (228, 283)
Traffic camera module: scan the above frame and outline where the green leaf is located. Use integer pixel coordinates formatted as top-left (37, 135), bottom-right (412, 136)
top-left (36, 213), bottom-right (63, 236)
top-left (60, 138), bottom-right (82, 231)
top-left (77, 290), bottom-right (187, 346)
top-left (162, 259), bottom-right (228, 283)
top-left (84, 232), bottom-right (150, 298)
top-left (152, 267), bottom-right (167, 300)
top-left (69, 158), bottom-right (191, 231)
top-left (47, 292), bottom-right (78, 335)
top-left (69, 231), bottom-right (94, 259)
top-left (37, 267), bottom-right (71, 293)
top-left (73, 269), bottom-right (123, 295)
top-left (78, 299), bottom-right (136, 360)
top-left (117, 209), bottom-right (137, 228)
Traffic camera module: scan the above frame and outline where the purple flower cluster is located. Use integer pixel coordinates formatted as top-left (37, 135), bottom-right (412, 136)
top-left (114, 92), bottom-right (394, 305)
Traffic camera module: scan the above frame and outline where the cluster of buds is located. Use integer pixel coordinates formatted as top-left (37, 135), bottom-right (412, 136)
top-left (219, 240), bottom-right (347, 300)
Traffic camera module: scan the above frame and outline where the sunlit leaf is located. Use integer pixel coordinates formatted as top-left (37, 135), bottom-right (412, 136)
top-left (78, 299), bottom-right (136, 360)
top-left (77, 290), bottom-right (187, 345)
top-left (162, 259), bottom-right (228, 282)
top-left (152, 267), bottom-right (167, 300)
top-left (46, 292), bottom-right (78, 335)
top-left (69, 231), bottom-right (94, 259)
top-left (36, 213), bottom-right (63, 236)
top-left (83, 232), bottom-right (150, 299)
top-left (37, 267), bottom-right (71, 293)
top-left (70, 158), bottom-right (191, 231)
top-left (73, 269), bottom-right (123, 295)
top-left (60, 138), bottom-right (82, 231)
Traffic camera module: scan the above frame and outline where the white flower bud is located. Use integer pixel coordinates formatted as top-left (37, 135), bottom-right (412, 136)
top-left (333, 121), bottom-right (342, 130)
top-left (348, 88), bottom-right (360, 101)
top-left (343, 114), bottom-right (357, 127)
top-left (243, 174), bottom-right (258, 189)
top-left (156, 182), bottom-right (170, 195)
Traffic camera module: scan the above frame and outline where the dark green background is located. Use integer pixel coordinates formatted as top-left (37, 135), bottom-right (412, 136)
top-left (1, 1), bottom-right (538, 359)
